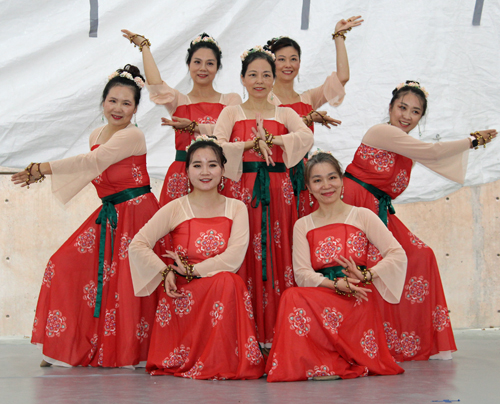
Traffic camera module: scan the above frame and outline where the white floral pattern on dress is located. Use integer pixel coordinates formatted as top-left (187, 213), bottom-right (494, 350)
top-left (45, 310), bottom-right (67, 338)
top-left (118, 233), bottom-right (132, 260)
top-left (284, 266), bottom-right (295, 288)
top-left (98, 344), bottom-right (104, 366)
top-left (32, 317), bottom-right (38, 334)
top-left (162, 345), bottom-right (190, 369)
top-left (198, 116), bottom-right (217, 125)
top-left (156, 298), bottom-right (172, 327)
top-left (383, 322), bottom-right (402, 353)
top-left (210, 301), bottom-right (224, 327)
top-left (367, 243), bottom-right (382, 263)
top-left (315, 236), bottom-right (343, 264)
top-left (269, 353), bottom-right (278, 375)
top-left (83, 281), bottom-right (97, 308)
top-left (103, 309), bottom-right (117, 336)
top-left (409, 232), bottom-right (429, 249)
top-left (74, 227), bottom-right (96, 253)
top-left (347, 231), bottom-right (368, 258)
top-left (262, 286), bottom-right (269, 310)
top-left (195, 230), bottom-right (225, 257)
top-left (103, 261), bottom-right (117, 285)
top-left (88, 334), bottom-right (98, 360)
top-left (166, 173), bottom-right (188, 199)
top-left (243, 292), bottom-right (254, 319)
top-left (253, 233), bottom-right (262, 261)
top-left (181, 360), bottom-right (204, 378)
top-left (247, 278), bottom-right (254, 299)
top-left (400, 331), bottom-right (421, 358)
top-left (131, 164), bottom-right (143, 184)
top-left (274, 281), bottom-right (281, 296)
top-left (230, 178), bottom-right (251, 206)
top-left (433, 305), bottom-right (451, 332)
top-left (42, 260), bottom-right (55, 287)
top-left (288, 307), bottom-right (311, 337)
top-left (282, 174), bottom-right (294, 205)
top-left (127, 194), bottom-right (147, 205)
top-left (92, 174), bottom-right (103, 185)
top-left (321, 307), bottom-right (344, 334)
top-left (174, 289), bottom-right (194, 317)
top-left (273, 220), bottom-right (282, 248)
top-left (391, 169), bottom-right (409, 194)
top-left (306, 365), bottom-right (336, 378)
top-left (360, 329), bottom-right (378, 358)
top-left (245, 336), bottom-right (263, 365)
top-left (136, 317), bottom-right (149, 342)
top-left (404, 276), bottom-right (430, 304)
top-left (357, 144), bottom-right (396, 173)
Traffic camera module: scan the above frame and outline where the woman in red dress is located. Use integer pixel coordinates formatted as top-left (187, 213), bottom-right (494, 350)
top-left (213, 47), bottom-right (313, 347)
top-left (265, 16), bottom-right (363, 216)
top-left (342, 81), bottom-right (498, 361)
top-left (122, 30), bottom-right (241, 206)
top-left (11, 65), bottom-right (160, 367)
top-left (266, 152), bottom-right (406, 382)
top-left (129, 137), bottom-right (264, 379)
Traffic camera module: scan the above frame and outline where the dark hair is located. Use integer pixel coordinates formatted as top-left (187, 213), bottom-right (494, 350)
top-left (265, 36), bottom-right (301, 59)
top-left (185, 138), bottom-right (227, 170)
top-left (390, 80), bottom-right (428, 117)
top-left (186, 33), bottom-right (222, 70)
top-left (240, 50), bottom-right (276, 77)
top-left (305, 152), bottom-right (343, 185)
top-left (101, 64), bottom-right (144, 106)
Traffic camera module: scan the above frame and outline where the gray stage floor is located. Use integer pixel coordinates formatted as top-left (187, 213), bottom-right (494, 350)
top-left (0, 328), bottom-right (498, 404)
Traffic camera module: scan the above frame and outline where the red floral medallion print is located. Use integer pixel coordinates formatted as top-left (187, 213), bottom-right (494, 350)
top-left (404, 276), bottom-right (430, 304)
top-left (315, 236), bottom-right (343, 264)
top-left (400, 331), bottom-right (421, 358)
top-left (288, 307), bottom-right (311, 337)
top-left (321, 307), bottom-right (344, 335)
top-left (163, 345), bottom-right (191, 369)
top-left (409, 232), bottom-right (429, 249)
top-left (131, 164), bottom-right (143, 184)
top-left (253, 233), bottom-right (262, 261)
top-left (174, 289), bottom-right (194, 317)
top-left (74, 227), bottom-right (96, 253)
top-left (210, 301), bottom-right (224, 327)
top-left (156, 298), bottom-right (172, 327)
top-left (136, 317), bottom-right (150, 343)
top-left (367, 243), bottom-right (382, 263)
top-left (88, 334), bottom-right (98, 360)
top-left (195, 229), bottom-right (225, 257)
top-left (127, 194), bottom-right (147, 205)
top-left (103, 309), bottom-right (117, 337)
top-left (383, 322), bottom-right (402, 353)
top-left (42, 260), bottom-right (55, 287)
top-left (360, 329), bottom-right (378, 358)
top-left (247, 278), bottom-right (254, 298)
top-left (103, 261), bottom-right (117, 285)
top-left (32, 317), bottom-right (38, 334)
top-left (83, 281), bottom-right (97, 308)
top-left (347, 231), bottom-right (368, 258)
top-left (92, 174), bottom-right (103, 185)
top-left (245, 336), bottom-right (263, 365)
top-left (357, 145), bottom-right (396, 173)
top-left (433, 305), bottom-right (451, 332)
top-left (284, 266), bottom-right (295, 288)
top-left (373, 197), bottom-right (380, 215)
top-left (118, 234), bottom-right (132, 260)
top-left (175, 244), bottom-right (188, 258)
top-left (282, 174), bottom-right (294, 205)
top-left (273, 220), bottom-right (282, 248)
top-left (274, 280), bottom-right (281, 296)
top-left (45, 310), bottom-right (67, 338)
top-left (306, 365), bottom-right (336, 378)
top-left (262, 286), bottom-right (269, 310)
top-left (230, 179), bottom-right (251, 206)
top-left (166, 173), bottom-right (188, 199)
top-left (181, 360), bottom-right (204, 378)
top-left (391, 169), bottom-right (409, 194)
top-left (198, 116), bottom-right (217, 125)
top-left (98, 344), bottom-right (104, 366)
top-left (243, 292), bottom-right (254, 319)
top-left (268, 353), bottom-right (278, 375)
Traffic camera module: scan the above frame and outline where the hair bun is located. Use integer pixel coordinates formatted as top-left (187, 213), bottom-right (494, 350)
top-left (121, 64), bottom-right (142, 78)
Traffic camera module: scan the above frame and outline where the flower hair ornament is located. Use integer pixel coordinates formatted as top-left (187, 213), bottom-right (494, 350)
top-left (191, 34), bottom-right (222, 52)
top-left (108, 71), bottom-right (145, 89)
top-left (308, 148), bottom-right (333, 160)
top-left (395, 81), bottom-right (429, 99)
top-left (240, 45), bottom-right (276, 62)
top-left (186, 134), bottom-right (222, 151)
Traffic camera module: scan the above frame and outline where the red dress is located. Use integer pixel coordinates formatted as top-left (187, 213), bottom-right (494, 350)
top-left (343, 143), bottom-right (457, 361)
top-left (266, 221), bottom-right (404, 381)
top-left (145, 216), bottom-right (265, 379)
top-left (32, 151), bottom-right (160, 367)
top-left (221, 120), bottom-right (298, 345)
top-left (159, 102), bottom-right (226, 206)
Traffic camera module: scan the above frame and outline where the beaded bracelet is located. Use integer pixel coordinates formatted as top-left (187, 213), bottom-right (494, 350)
top-left (252, 137), bottom-right (266, 160)
top-left (360, 266), bottom-right (373, 285)
top-left (264, 129), bottom-right (274, 148)
top-left (178, 255), bottom-right (195, 283)
top-left (471, 132), bottom-right (486, 149)
top-left (161, 265), bottom-right (176, 294)
top-left (333, 277), bottom-right (355, 297)
top-left (332, 27), bottom-right (351, 41)
top-left (179, 121), bottom-right (198, 137)
top-left (35, 163), bottom-right (46, 184)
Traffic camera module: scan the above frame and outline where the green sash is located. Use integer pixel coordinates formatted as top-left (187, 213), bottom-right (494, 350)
top-left (94, 185), bottom-right (151, 317)
top-left (319, 265), bottom-right (366, 280)
top-left (175, 150), bottom-right (187, 162)
top-left (344, 172), bottom-right (395, 226)
top-left (243, 161), bottom-right (286, 282)
top-left (289, 159), bottom-right (306, 213)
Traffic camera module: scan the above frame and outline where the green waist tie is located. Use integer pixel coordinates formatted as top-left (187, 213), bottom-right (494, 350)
top-left (289, 158), bottom-right (306, 213)
top-left (243, 161), bottom-right (286, 283)
top-left (344, 171), bottom-right (395, 226)
top-left (319, 265), bottom-right (366, 280)
top-left (175, 150), bottom-right (187, 162)
top-left (94, 185), bottom-right (151, 317)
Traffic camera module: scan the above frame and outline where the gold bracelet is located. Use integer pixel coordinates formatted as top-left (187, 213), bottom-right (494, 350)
top-left (24, 162), bottom-right (37, 189)
top-left (264, 129), bottom-right (274, 148)
top-left (333, 278), bottom-right (346, 296)
top-left (361, 266), bottom-right (373, 285)
top-left (332, 27), bottom-right (351, 41)
top-left (252, 138), bottom-right (266, 160)
top-left (344, 277), bottom-right (355, 297)
top-left (178, 255), bottom-right (195, 283)
top-left (179, 121), bottom-right (198, 136)
top-left (303, 113), bottom-right (313, 127)
top-left (161, 265), bottom-right (176, 294)
top-left (471, 132), bottom-right (486, 148)
top-left (139, 38), bottom-right (151, 52)
top-left (35, 163), bottom-right (46, 184)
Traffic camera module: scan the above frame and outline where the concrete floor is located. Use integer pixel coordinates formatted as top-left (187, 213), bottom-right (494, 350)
top-left (0, 328), bottom-right (498, 404)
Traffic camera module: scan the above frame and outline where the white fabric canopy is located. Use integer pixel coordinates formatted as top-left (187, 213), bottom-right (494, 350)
top-left (1, 0), bottom-right (499, 203)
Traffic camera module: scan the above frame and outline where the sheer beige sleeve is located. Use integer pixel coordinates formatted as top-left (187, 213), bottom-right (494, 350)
top-left (146, 81), bottom-right (190, 115)
top-left (300, 72), bottom-right (346, 109)
top-left (348, 207), bottom-right (407, 303)
top-left (129, 198), bottom-right (189, 296)
top-left (363, 124), bottom-right (470, 184)
top-left (292, 216), bottom-right (326, 288)
top-left (197, 93), bottom-right (243, 136)
top-left (49, 125), bottom-right (147, 205)
top-left (194, 198), bottom-right (250, 277)
top-left (275, 107), bottom-right (314, 167)
top-left (213, 106), bottom-right (246, 181)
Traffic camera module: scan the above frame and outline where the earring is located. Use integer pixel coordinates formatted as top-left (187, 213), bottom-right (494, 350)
top-left (309, 191), bottom-right (314, 207)
top-left (242, 86), bottom-right (246, 100)
top-left (340, 186), bottom-right (344, 200)
top-left (133, 114), bottom-right (138, 127)
top-left (187, 177), bottom-right (191, 194)
top-left (219, 176), bottom-right (225, 192)
top-left (418, 123), bottom-right (422, 138)
top-left (101, 114), bottom-right (105, 123)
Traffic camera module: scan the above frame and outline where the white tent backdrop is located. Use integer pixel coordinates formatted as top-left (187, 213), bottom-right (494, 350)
top-left (1, 0), bottom-right (499, 203)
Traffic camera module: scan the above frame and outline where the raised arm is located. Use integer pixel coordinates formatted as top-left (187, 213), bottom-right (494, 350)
top-left (122, 30), bottom-right (162, 85)
top-left (333, 16), bottom-right (363, 85)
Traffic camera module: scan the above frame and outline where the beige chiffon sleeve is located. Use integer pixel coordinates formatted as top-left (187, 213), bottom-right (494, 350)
top-left (129, 198), bottom-right (189, 296)
top-left (194, 198), bottom-right (249, 277)
top-left (275, 107), bottom-right (314, 167)
top-left (197, 93), bottom-right (243, 136)
top-left (300, 72), bottom-right (346, 109)
top-left (363, 124), bottom-right (470, 184)
top-left (146, 81), bottom-right (190, 115)
top-left (349, 207), bottom-right (407, 303)
top-left (49, 125), bottom-right (147, 205)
